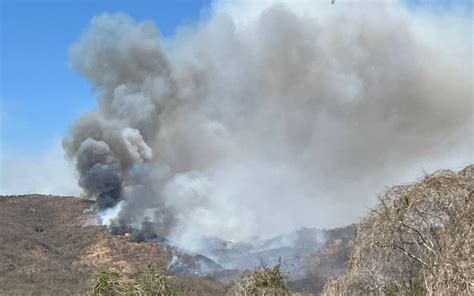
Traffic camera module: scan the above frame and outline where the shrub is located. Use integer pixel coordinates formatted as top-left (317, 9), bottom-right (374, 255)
top-left (91, 271), bottom-right (123, 296)
top-left (323, 165), bottom-right (473, 296)
top-left (90, 265), bottom-right (176, 296)
top-left (130, 265), bottom-right (177, 296)
top-left (226, 259), bottom-right (291, 296)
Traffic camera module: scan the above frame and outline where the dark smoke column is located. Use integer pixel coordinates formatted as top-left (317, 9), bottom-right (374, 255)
top-left (63, 13), bottom-right (176, 210)
top-left (75, 138), bottom-right (122, 209)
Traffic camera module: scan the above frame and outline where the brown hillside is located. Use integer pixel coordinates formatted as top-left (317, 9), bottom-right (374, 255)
top-left (0, 194), bottom-right (226, 296)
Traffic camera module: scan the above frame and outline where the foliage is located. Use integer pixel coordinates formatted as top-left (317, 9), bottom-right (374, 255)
top-left (91, 271), bottom-right (123, 296)
top-left (90, 265), bottom-right (176, 296)
top-left (129, 265), bottom-right (177, 296)
top-left (226, 259), bottom-right (291, 296)
top-left (323, 165), bottom-right (473, 296)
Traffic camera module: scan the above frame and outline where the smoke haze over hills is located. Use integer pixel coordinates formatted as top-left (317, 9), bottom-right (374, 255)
top-left (2, 1), bottom-right (471, 245)
top-left (62, 0), bottom-right (472, 244)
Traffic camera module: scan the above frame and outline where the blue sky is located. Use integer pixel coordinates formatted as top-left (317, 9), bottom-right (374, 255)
top-left (0, 0), bottom-right (211, 155)
top-left (0, 0), bottom-right (471, 156)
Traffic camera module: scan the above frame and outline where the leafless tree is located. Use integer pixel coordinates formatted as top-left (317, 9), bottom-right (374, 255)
top-left (323, 165), bottom-right (473, 295)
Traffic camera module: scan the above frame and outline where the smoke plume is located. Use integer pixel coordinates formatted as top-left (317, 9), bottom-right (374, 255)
top-left (63, 0), bottom-right (472, 243)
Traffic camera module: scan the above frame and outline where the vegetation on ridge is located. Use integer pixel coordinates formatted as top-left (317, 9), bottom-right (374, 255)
top-left (323, 165), bottom-right (473, 295)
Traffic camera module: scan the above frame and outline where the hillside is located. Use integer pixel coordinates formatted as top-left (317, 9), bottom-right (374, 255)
top-left (1, 165), bottom-right (470, 295)
top-left (0, 194), bottom-right (226, 295)
top-left (0, 194), bottom-right (354, 295)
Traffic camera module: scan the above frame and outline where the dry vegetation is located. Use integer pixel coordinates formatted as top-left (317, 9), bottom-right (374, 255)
top-left (90, 265), bottom-right (176, 296)
top-left (225, 259), bottom-right (291, 296)
top-left (323, 165), bottom-right (473, 295)
top-left (90, 261), bottom-right (293, 296)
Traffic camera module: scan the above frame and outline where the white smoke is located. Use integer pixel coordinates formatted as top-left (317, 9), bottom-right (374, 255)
top-left (63, 0), bottom-right (473, 245)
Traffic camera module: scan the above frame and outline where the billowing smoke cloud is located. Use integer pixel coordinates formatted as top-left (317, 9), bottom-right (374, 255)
top-left (63, 0), bottom-right (472, 243)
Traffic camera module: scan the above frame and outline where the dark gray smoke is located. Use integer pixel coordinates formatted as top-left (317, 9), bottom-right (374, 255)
top-left (63, 1), bottom-right (473, 244)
